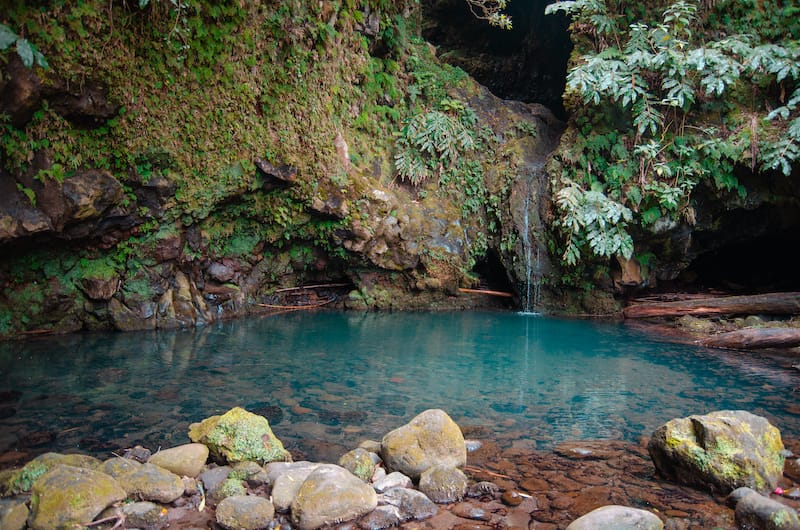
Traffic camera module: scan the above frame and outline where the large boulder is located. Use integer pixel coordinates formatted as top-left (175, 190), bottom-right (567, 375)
top-left (648, 410), bottom-right (785, 493)
top-left (271, 464), bottom-right (322, 512)
top-left (148, 443), bottom-right (209, 477)
top-left (115, 462), bottom-right (185, 503)
top-left (27, 464), bottom-right (126, 530)
top-left (290, 464), bottom-right (378, 530)
top-left (566, 505), bottom-right (663, 530)
top-left (5, 452), bottom-right (101, 494)
top-left (188, 407), bottom-right (291, 465)
top-left (381, 409), bottom-right (466, 480)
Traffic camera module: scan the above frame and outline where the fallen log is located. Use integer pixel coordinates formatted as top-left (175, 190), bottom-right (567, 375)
top-left (703, 328), bottom-right (800, 350)
top-left (458, 288), bottom-right (513, 298)
top-left (623, 292), bottom-right (800, 318)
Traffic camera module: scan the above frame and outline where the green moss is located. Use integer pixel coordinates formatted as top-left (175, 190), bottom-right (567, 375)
top-left (7, 460), bottom-right (48, 494)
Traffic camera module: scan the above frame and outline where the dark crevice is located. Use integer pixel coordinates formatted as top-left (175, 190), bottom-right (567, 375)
top-left (421, 0), bottom-right (572, 119)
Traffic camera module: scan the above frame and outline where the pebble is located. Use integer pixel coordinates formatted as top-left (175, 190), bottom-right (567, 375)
top-left (501, 490), bottom-right (523, 506)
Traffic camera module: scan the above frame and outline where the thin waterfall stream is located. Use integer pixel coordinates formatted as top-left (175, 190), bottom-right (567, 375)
top-left (519, 166), bottom-right (544, 315)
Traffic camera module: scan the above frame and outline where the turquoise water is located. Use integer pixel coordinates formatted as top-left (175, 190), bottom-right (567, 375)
top-left (0, 311), bottom-right (797, 461)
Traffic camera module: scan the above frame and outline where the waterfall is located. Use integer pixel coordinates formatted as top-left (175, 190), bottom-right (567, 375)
top-left (520, 168), bottom-right (543, 315)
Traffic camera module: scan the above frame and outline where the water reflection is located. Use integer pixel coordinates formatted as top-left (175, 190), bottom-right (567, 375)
top-left (0, 311), bottom-right (797, 461)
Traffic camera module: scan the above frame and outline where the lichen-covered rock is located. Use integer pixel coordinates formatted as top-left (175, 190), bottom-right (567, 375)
top-left (115, 462), bottom-right (185, 503)
top-left (188, 407), bottom-right (291, 464)
top-left (27, 464), bottom-right (126, 530)
top-left (380, 487), bottom-right (438, 521)
top-left (216, 495), bottom-right (275, 530)
top-left (418, 465), bottom-right (468, 504)
top-left (381, 409), bottom-right (466, 479)
top-left (566, 505), bottom-right (663, 530)
top-left (209, 477), bottom-right (247, 506)
top-left (730, 487), bottom-right (800, 530)
top-left (6, 452), bottom-right (101, 494)
top-left (148, 443), bottom-right (209, 477)
top-left (100, 456), bottom-right (142, 478)
top-left (98, 501), bottom-right (169, 530)
top-left (0, 497), bottom-right (28, 530)
top-left (648, 410), bottom-right (785, 493)
top-left (291, 464), bottom-right (378, 530)
top-left (338, 448), bottom-right (374, 481)
top-left (271, 464), bottom-right (322, 512)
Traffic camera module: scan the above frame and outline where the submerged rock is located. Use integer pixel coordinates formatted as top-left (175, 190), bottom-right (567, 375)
top-left (565, 505), bottom-right (663, 530)
top-left (381, 409), bottom-right (466, 479)
top-left (188, 407), bottom-right (291, 465)
top-left (27, 464), bottom-right (126, 530)
top-left (290, 464), bottom-right (378, 530)
top-left (648, 410), bottom-right (785, 493)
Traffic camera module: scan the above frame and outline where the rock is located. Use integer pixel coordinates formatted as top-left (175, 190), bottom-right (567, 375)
top-left (339, 448), bottom-right (375, 481)
top-left (6, 452), bottom-right (101, 494)
top-left (565, 505), bottom-right (663, 530)
top-left (501, 490), bottom-right (524, 506)
top-left (100, 456), bottom-right (142, 478)
top-left (197, 465), bottom-right (232, 497)
top-left (290, 464), bottom-right (378, 530)
top-left (648, 410), bottom-right (785, 493)
top-left (207, 262), bottom-right (236, 283)
top-left (116, 462), bottom-right (185, 503)
top-left (677, 315), bottom-right (717, 334)
top-left (27, 464), bottom-right (126, 530)
top-left (99, 501), bottom-right (169, 530)
top-left (148, 443), bottom-right (209, 477)
top-left (359, 505), bottom-right (401, 529)
top-left (467, 481), bottom-right (500, 498)
top-left (188, 407), bottom-right (291, 465)
top-left (451, 501), bottom-right (492, 521)
top-left (231, 461), bottom-right (265, 485)
top-left (0, 497), bottom-right (28, 530)
top-left (729, 487), bottom-right (800, 530)
top-left (380, 487), bottom-right (438, 521)
top-left (271, 464), bottom-right (321, 512)
top-left (381, 409), bottom-right (466, 479)
top-left (79, 276), bottom-right (119, 300)
top-left (62, 169), bottom-right (124, 223)
top-left (264, 460), bottom-right (319, 483)
top-left (209, 477), bottom-right (247, 506)
top-left (418, 465), bottom-right (468, 504)
top-left (216, 495), bottom-right (275, 530)
top-left (373, 471), bottom-right (412, 493)
top-left (359, 440), bottom-right (382, 453)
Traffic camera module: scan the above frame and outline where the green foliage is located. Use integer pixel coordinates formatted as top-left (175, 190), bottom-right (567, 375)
top-left (394, 100), bottom-right (477, 186)
top-left (547, 0), bottom-right (800, 266)
top-left (0, 23), bottom-right (49, 68)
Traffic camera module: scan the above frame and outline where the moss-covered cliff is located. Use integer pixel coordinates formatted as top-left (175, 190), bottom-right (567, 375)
top-left (0, 1), bottom-right (572, 337)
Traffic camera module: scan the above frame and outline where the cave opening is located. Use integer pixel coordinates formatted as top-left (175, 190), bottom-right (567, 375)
top-left (683, 230), bottom-right (800, 294)
top-left (472, 250), bottom-right (516, 300)
top-left (421, 0), bottom-right (573, 119)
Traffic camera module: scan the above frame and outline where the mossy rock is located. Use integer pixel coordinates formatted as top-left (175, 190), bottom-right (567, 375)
top-left (381, 409), bottom-right (466, 480)
top-left (189, 407), bottom-right (291, 465)
top-left (291, 464), bottom-right (378, 530)
top-left (648, 410), bottom-right (785, 494)
top-left (5, 452), bottom-right (101, 495)
top-left (338, 448), bottom-right (375, 482)
top-left (27, 464), bottom-right (126, 530)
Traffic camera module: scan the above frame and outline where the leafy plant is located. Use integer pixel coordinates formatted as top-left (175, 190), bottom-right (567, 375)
top-left (0, 23), bottom-right (49, 68)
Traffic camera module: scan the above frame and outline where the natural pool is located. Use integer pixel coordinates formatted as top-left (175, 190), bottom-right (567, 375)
top-left (0, 311), bottom-right (798, 463)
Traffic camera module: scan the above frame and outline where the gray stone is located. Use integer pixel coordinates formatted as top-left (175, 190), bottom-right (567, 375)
top-left (648, 410), bottom-right (785, 493)
top-left (198, 465), bottom-right (232, 495)
top-left (380, 487), bottom-right (438, 521)
top-left (117, 462), bottom-right (185, 503)
top-left (358, 505), bottom-right (401, 529)
top-left (272, 465), bottom-right (321, 512)
top-left (264, 460), bottom-right (319, 483)
top-left (216, 495), bottom-right (275, 530)
top-left (566, 505), bottom-right (663, 530)
top-left (27, 464), bottom-right (126, 530)
top-left (339, 448), bottom-right (375, 481)
top-left (373, 471), bottom-right (412, 493)
top-left (148, 443), bottom-right (208, 478)
top-left (730, 487), bottom-right (800, 530)
top-left (381, 409), bottom-right (466, 479)
top-left (0, 498), bottom-right (28, 530)
top-left (418, 465), bottom-right (468, 504)
top-left (99, 501), bottom-right (169, 530)
top-left (290, 464), bottom-right (378, 530)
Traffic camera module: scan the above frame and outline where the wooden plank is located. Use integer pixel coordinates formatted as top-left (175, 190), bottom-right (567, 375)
top-left (623, 292), bottom-right (800, 318)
